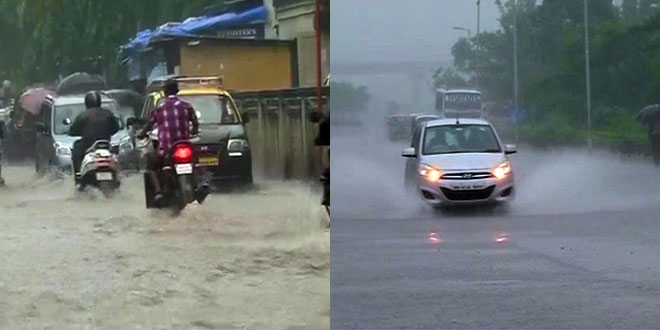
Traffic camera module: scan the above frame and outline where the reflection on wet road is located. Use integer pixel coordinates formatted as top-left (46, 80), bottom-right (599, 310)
top-left (0, 167), bottom-right (329, 329)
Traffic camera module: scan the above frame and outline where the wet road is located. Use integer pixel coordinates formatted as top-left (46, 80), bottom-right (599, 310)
top-left (331, 124), bottom-right (660, 329)
top-left (0, 167), bottom-right (329, 329)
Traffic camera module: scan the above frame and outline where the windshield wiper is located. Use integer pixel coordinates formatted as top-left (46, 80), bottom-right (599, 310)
top-left (474, 149), bottom-right (502, 153)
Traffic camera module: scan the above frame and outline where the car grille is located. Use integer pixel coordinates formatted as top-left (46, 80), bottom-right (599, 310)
top-left (440, 185), bottom-right (496, 201)
top-left (441, 172), bottom-right (494, 180)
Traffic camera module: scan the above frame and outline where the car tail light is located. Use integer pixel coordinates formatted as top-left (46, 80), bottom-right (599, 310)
top-left (173, 145), bottom-right (193, 163)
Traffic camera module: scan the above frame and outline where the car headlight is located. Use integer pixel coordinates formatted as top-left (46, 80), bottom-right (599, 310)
top-left (54, 142), bottom-right (71, 156)
top-left (119, 136), bottom-right (133, 152)
top-left (419, 163), bottom-right (441, 182)
top-left (493, 161), bottom-right (512, 179)
top-left (227, 139), bottom-right (249, 156)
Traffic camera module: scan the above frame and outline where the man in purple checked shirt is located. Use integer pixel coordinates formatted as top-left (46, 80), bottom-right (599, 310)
top-left (138, 79), bottom-right (199, 203)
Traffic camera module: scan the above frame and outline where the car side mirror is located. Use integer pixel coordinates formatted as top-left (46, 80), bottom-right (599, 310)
top-left (242, 112), bottom-right (250, 123)
top-left (402, 147), bottom-right (417, 158)
top-left (505, 144), bottom-right (517, 155)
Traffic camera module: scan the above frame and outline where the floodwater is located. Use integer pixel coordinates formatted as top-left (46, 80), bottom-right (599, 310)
top-left (0, 166), bottom-right (329, 329)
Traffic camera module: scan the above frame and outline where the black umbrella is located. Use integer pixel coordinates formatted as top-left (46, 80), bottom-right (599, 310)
top-left (56, 72), bottom-right (106, 95)
top-left (637, 104), bottom-right (660, 124)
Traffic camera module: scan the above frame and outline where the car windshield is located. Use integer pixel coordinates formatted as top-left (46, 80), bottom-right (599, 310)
top-left (53, 102), bottom-right (123, 135)
top-left (157, 95), bottom-right (240, 124)
top-left (422, 124), bottom-right (501, 155)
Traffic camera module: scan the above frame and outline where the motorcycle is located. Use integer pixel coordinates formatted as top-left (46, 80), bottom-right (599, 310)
top-left (76, 139), bottom-right (120, 197)
top-left (143, 131), bottom-right (209, 213)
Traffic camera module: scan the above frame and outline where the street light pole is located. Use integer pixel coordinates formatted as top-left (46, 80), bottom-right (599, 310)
top-left (476, 0), bottom-right (481, 88)
top-left (315, 0), bottom-right (323, 113)
top-left (584, 0), bottom-right (593, 151)
top-left (513, 0), bottom-right (519, 144)
top-left (452, 26), bottom-right (471, 39)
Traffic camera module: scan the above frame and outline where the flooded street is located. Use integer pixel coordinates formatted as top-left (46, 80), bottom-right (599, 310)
top-left (331, 122), bottom-right (660, 329)
top-left (0, 166), bottom-right (329, 329)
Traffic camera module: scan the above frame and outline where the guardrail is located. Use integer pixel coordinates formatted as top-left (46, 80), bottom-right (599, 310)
top-left (232, 87), bottom-right (329, 180)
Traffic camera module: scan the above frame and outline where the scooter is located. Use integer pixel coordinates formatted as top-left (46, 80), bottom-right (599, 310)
top-left (77, 140), bottom-right (120, 197)
top-left (143, 132), bottom-right (209, 213)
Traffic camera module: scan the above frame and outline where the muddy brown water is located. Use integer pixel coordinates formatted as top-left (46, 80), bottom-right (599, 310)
top-left (0, 166), bottom-right (329, 329)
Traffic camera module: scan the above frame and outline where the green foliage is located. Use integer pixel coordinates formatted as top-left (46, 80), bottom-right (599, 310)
top-left (0, 0), bottom-right (224, 90)
top-left (330, 81), bottom-right (370, 112)
top-left (432, 67), bottom-right (469, 90)
top-left (443, 0), bottom-right (660, 147)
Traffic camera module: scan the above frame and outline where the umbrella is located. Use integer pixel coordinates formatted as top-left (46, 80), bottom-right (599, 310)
top-left (637, 104), bottom-right (660, 124)
top-left (56, 72), bottom-right (106, 95)
top-left (18, 88), bottom-right (56, 116)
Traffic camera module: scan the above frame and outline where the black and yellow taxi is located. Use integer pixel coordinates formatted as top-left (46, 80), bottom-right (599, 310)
top-left (135, 76), bottom-right (252, 186)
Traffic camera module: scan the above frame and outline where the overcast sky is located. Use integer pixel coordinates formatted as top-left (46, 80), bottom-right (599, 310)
top-left (331, 0), bottom-right (502, 64)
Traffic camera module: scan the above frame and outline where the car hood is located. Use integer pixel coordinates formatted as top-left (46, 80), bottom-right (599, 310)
top-left (112, 129), bottom-right (129, 145)
top-left (422, 152), bottom-right (507, 171)
top-left (53, 135), bottom-right (79, 148)
top-left (55, 130), bottom-right (128, 148)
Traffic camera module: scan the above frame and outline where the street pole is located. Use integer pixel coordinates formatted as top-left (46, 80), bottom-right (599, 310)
top-left (476, 0), bottom-right (481, 88)
top-left (513, 0), bottom-right (519, 144)
top-left (315, 0), bottom-right (323, 113)
top-left (452, 26), bottom-right (471, 40)
top-left (584, 0), bottom-right (593, 151)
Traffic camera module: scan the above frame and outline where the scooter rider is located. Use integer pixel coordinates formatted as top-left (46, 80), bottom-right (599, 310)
top-left (137, 79), bottom-right (199, 203)
top-left (69, 91), bottom-right (119, 187)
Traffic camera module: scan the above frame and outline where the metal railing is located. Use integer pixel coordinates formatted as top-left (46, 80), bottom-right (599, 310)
top-left (233, 87), bottom-right (329, 179)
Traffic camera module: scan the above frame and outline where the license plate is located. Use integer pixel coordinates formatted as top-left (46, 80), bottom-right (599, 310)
top-left (452, 184), bottom-right (484, 191)
top-left (96, 172), bottom-right (113, 181)
top-left (175, 163), bottom-right (193, 175)
top-left (199, 155), bottom-right (219, 166)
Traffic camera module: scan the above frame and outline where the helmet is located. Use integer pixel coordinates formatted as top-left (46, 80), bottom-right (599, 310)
top-left (84, 90), bottom-right (102, 109)
top-left (164, 78), bottom-right (179, 96)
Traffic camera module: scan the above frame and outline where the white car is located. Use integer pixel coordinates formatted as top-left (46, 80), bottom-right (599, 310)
top-left (402, 118), bottom-right (516, 207)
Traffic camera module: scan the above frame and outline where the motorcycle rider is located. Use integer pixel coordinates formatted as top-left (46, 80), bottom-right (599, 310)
top-left (69, 91), bottom-right (119, 187)
top-left (137, 78), bottom-right (199, 204)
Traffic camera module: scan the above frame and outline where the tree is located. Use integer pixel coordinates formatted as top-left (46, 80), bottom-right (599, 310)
top-left (330, 81), bottom-right (370, 112)
top-left (0, 0), bottom-right (227, 89)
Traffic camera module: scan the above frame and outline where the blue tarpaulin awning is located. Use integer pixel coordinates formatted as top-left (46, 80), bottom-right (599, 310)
top-left (119, 5), bottom-right (267, 58)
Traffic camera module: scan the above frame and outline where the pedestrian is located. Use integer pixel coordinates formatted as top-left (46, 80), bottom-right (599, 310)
top-left (650, 115), bottom-right (660, 166)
